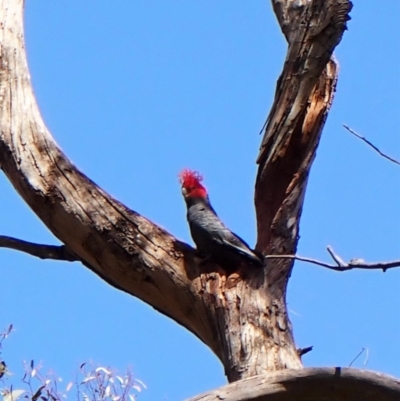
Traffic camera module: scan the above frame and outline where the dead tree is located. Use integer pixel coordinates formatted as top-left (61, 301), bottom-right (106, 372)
top-left (0, 0), bottom-right (399, 399)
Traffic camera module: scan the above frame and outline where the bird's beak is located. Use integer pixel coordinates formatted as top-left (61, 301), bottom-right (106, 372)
top-left (181, 187), bottom-right (188, 197)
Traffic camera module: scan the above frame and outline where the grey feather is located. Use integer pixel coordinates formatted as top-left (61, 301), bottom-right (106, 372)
top-left (186, 200), bottom-right (264, 267)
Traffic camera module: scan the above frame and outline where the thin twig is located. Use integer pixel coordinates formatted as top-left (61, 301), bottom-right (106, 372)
top-left (265, 246), bottom-right (400, 272)
top-left (343, 125), bottom-right (400, 166)
top-left (297, 346), bottom-right (313, 357)
top-left (363, 348), bottom-right (370, 366)
top-left (0, 235), bottom-right (79, 262)
top-left (266, 254), bottom-right (335, 269)
top-left (349, 348), bottom-right (366, 367)
top-left (327, 245), bottom-right (346, 267)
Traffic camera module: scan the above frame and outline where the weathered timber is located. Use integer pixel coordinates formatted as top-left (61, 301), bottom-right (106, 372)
top-left (0, 0), bottom-right (354, 385)
top-left (186, 368), bottom-right (400, 401)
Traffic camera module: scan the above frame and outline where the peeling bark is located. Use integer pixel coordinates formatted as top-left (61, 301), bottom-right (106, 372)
top-left (249, 1), bottom-right (351, 381)
top-left (0, 0), bottom-right (362, 388)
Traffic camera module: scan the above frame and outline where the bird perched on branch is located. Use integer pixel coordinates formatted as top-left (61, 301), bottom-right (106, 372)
top-left (179, 169), bottom-right (264, 270)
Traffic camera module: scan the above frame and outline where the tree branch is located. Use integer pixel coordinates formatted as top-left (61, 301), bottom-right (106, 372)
top-left (343, 124), bottom-right (400, 166)
top-left (0, 0), bottom-right (353, 382)
top-left (297, 346), bottom-right (313, 357)
top-left (0, 235), bottom-right (79, 261)
top-left (0, 0), bottom-right (216, 358)
top-left (186, 367), bottom-right (400, 401)
top-left (265, 246), bottom-right (400, 272)
top-left (255, 0), bottom-right (352, 286)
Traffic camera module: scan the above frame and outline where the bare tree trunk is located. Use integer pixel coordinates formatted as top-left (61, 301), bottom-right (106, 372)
top-left (4, 2), bottom-right (398, 399)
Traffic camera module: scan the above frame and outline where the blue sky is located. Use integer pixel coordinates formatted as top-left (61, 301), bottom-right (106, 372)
top-left (1, 1), bottom-right (399, 400)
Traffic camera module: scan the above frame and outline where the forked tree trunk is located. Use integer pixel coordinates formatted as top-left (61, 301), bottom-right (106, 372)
top-left (2, 0), bottom-right (399, 399)
top-left (0, 0), bottom-right (346, 381)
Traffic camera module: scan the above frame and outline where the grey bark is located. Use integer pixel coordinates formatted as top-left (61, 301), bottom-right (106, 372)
top-left (186, 368), bottom-right (400, 401)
